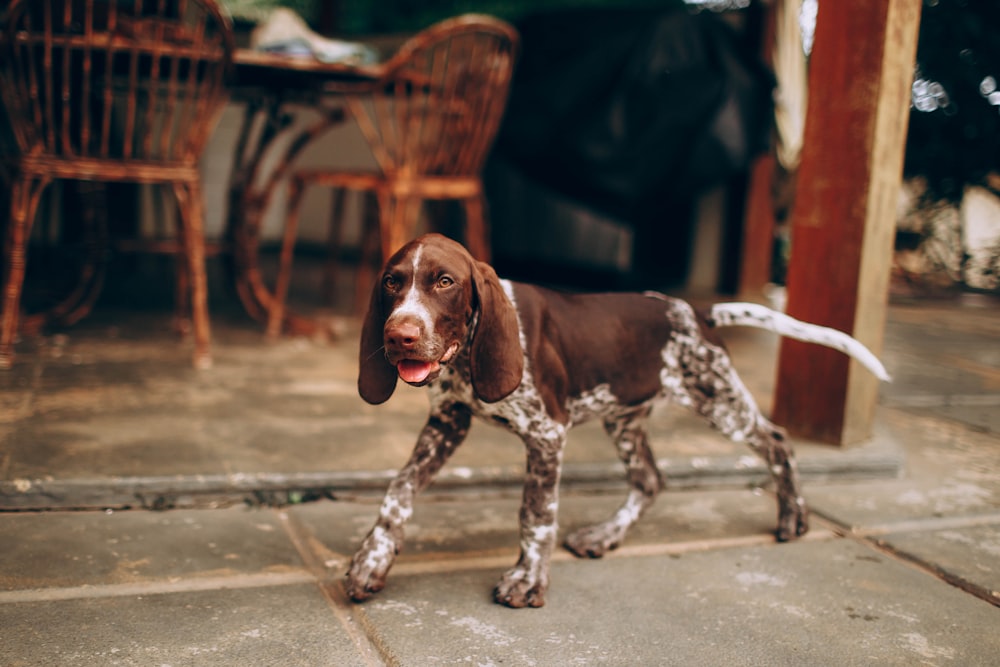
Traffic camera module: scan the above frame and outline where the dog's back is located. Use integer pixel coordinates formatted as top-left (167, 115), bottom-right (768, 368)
top-left (507, 284), bottom-right (728, 412)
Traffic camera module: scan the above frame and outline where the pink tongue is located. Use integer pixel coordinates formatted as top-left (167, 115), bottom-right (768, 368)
top-left (397, 359), bottom-right (438, 384)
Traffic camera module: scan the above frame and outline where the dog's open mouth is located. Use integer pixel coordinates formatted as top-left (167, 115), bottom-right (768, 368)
top-left (397, 359), bottom-right (440, 384)
top-left (395, 343), bottom-right (459, 385)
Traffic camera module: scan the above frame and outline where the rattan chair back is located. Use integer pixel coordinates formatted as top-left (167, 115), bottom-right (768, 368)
top-left (2, 0), bottom-right (233, 177)
top-left (0, 0), bottom-right (234, 369)
top-left (350, 15), bottom-right (518, 185)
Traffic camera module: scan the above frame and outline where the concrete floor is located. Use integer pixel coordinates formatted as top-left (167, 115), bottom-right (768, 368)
top-left (1, 270), bottom-right (998, 664)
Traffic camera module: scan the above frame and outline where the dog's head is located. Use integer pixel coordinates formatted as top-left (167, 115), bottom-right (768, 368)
top-left (358, 233), bottom-right (523, 405)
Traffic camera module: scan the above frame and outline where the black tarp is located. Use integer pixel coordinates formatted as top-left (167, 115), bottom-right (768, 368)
top-left (489, 5), bottom-right (774, 289)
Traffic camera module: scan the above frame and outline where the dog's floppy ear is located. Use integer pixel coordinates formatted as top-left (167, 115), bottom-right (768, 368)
top-left (470, 261), bottom-right (523, 403)
top-left (358, 275), bottom-right (398, 404)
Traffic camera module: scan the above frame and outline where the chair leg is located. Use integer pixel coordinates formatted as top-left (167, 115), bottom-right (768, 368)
top-left (172, 180), bottom-right (212, 370)
top-left (377, 190), bottom-right (399, 264)
top-left (462, 193), bottom-right (491, 262)
top-left (1, 174), bottom-right (50, 369)
top-left (322, 186), bottom-right (348, 306)
top-left (50, 180), bottom-right (108, 328)
top-left (354, 190), bottom-right (382, 315)
top-left (173, 240), bottom-right (192, 336)
top-left (269, 176), bottom-right (307, 339)
top-left (169, 183), bottom-right (194, 336)
top-left (19, 181), bottom-right (108, 336)
top-left (378, 192), bottom-right (422, 264)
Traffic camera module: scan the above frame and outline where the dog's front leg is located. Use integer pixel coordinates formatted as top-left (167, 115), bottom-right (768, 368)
top-left (494, 434), bottom-right (565, 608)
top-left (346, 403), bottom-right (472, 602)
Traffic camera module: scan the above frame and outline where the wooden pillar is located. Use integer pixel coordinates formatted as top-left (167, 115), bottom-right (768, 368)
top-left (737, 1), bottom-right (778, 298)
top-left (739, 152), bottom-right (778, 298)
top-left (772, 0), bottom-right (921, 445)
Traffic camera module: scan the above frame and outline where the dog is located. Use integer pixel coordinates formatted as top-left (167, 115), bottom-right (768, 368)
top-left (347, 233), bottom-right (889, 608)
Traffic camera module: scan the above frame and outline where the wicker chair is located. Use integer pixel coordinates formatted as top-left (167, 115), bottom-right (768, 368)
top-left (270, 15), bottom-right (519, 335)
top-left (0, 0), bottom-right (234, 369)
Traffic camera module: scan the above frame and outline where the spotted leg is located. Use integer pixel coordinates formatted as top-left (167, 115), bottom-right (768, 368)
top-left (494, 435), bottom-right (566, 608)
top-left (677, 337), bottom-right (809, 542)
top-left (346, 403), bottom-right (472, 601)
top-left (749, 419), bottom-right (808, 541)
top-left (564, 407), bottom-right (665, 558)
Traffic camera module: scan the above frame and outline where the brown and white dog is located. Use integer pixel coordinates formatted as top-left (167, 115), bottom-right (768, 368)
top-left (349, 233), bottom-right (889, 608)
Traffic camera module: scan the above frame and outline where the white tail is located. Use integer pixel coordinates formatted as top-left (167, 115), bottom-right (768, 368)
top-left (709, 302), bottom-right (891, 382)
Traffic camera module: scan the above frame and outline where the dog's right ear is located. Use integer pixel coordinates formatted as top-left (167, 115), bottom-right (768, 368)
top-left (358, 275), bottom-right (398, 404)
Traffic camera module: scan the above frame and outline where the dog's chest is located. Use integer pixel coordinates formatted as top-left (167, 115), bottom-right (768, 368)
top-left (429, 360), bottom-right (562, 436)
top-left (429, 351), bottom-right (641, 442)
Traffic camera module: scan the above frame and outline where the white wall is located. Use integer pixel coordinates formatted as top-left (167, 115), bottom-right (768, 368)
top-left (198, 100), bottom-right (377, 246)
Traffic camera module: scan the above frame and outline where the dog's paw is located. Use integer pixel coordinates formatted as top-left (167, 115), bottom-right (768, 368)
top-left (775, 498), bottom-right (810, 542)
top-left (345, 527), bottom-right (398, 602)
top-left (563, 523), bottom-right (625, 559)
top-left (493, 567), bottom-right (548, 608)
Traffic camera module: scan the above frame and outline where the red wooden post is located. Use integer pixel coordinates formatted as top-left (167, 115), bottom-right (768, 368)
top-left (738, 1), bottom-right (777, 298)
top-left (772, 0), bottom-right (922, 445)
top-left (739, 152), bottom-right (778, 298)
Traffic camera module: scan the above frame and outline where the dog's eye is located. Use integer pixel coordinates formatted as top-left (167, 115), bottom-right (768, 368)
top-left (437, 275), bottom-right (454, 288)
top-left (383, 275), bottom-right (399, 291)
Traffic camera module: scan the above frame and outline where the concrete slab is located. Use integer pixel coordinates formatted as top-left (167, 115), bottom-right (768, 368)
top-left (290, 489), bottom-right (789, 562)
top-left (875, 521), bottom-right (1000, 605)
top-left (1, 481), bottom-right (997, 666)
top-left (0, 585), bottom-right (369, 667)
top-left (881, 299), bottom-right (1000, 434)
top-left (357, 538), bottom-right (1000, 666)
top-left (0, 311), bottom-right (905, 510)
top-left (0, 504), bottom-right (375, 665)
top-left (807, 409), bottom-right (1000, 530)
top-left (2, 275), bottom-right (998, 666)
top-left (0, 507), bottom-right (305, 591)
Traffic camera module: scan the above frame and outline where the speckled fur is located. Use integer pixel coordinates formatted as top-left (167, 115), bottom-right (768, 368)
top-left (348, 234), bottom-right (883, 608)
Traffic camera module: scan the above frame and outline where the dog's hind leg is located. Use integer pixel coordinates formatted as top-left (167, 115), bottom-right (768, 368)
top-left (746, 418), bottom-right (809, 542)
top-left (680, 344), bottom-right (809, 542)
top-left (346, 402), bottom-right (472, 602)
top-left (659, 300), bottom-right (808, 541)
top-left (564, 407), bottom-right (664, 558)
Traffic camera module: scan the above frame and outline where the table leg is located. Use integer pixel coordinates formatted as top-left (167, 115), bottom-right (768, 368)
top-left (225, 96), bottom-right (345, 338)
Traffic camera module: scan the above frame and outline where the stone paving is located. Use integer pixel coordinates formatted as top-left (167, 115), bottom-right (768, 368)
top-left (1, 291), bottom-right (998, 665)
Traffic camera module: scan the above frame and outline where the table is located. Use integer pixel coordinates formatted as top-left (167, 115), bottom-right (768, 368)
top-left (225, 50), bottom-right (380, 337)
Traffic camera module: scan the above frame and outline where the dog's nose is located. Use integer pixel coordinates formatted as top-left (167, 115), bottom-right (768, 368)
top-left (385, 321), bottom-right (422, 350)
